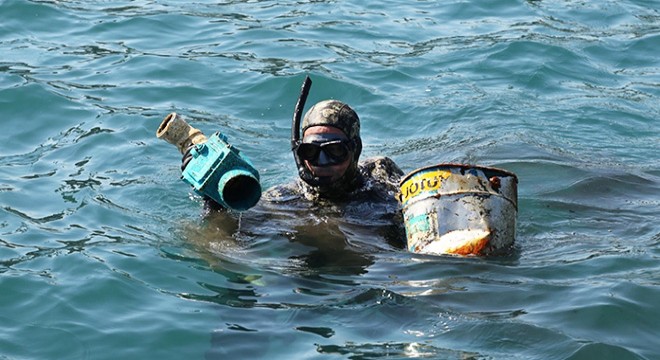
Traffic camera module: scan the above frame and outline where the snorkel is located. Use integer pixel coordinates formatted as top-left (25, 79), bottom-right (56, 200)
top-left (291, 76), bottom-right (325, 186)
top-left (291, 76), bottom-right (312, 150)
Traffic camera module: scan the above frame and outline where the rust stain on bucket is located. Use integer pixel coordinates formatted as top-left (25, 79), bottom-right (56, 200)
top-left (399, 163), bottom-right (518, 256)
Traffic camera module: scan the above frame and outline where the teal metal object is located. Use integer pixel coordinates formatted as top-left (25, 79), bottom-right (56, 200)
top-left (182, 132), bottom-right (261, 212)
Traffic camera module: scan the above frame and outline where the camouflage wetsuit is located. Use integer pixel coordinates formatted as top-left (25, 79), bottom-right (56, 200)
top-left (264, 157), bottom-right (403, 204)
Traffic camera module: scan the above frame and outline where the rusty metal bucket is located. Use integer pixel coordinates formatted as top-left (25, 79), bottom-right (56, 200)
top-left (399, 163), bottom-right (518, 256)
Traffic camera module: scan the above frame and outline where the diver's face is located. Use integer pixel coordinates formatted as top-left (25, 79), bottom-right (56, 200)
top-left (300, 126), bottom-right (351, 182)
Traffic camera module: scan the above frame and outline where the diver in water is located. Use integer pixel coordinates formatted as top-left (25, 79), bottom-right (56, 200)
top-left (184, 77), bottom-right (404, 212)
top-left (181, 76), bottom-right (406, 248)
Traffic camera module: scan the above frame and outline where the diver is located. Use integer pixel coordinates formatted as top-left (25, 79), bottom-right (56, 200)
top-left (181, 76), bottom-right (406, 247)
top-left (182, 76), bottom-right (404, 208)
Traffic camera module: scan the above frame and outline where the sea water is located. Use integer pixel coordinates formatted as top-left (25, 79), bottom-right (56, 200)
top-left (1, 1), bottom-right (659, 359)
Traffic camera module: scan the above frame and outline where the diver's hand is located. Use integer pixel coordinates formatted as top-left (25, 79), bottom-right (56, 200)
top-left (203, 196), bottom-right (226, 213)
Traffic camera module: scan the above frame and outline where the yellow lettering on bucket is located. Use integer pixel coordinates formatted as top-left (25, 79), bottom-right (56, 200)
top-left (400, 170), bottom-right (451, 204)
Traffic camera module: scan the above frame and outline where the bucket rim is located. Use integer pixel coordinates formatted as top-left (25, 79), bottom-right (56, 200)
top-left (399, 163), bottom-right (518, 186)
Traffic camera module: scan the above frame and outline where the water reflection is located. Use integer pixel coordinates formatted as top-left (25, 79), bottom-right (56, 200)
top-left (183, 201), bottom-right (389, 281)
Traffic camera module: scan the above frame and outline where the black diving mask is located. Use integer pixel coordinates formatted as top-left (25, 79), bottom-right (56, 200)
top-left (296, 134), bottom-right (352, 165)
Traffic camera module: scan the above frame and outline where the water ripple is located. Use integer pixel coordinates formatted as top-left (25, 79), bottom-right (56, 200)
top-left (1, 0), bottom-right (659, 359)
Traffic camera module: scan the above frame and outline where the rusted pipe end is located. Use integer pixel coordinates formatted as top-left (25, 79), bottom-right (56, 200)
top-left (156, 112), bottom-right (207, 154)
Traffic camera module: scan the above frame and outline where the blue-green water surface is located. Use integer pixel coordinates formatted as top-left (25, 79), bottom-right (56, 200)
top-left (1, 1), bottom-right (659, 359)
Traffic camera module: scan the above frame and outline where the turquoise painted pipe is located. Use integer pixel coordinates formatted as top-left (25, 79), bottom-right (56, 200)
top-left (157, 113), bottom-right (261, 212)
